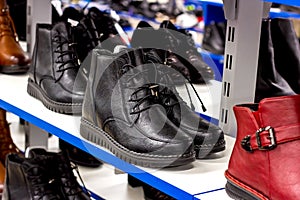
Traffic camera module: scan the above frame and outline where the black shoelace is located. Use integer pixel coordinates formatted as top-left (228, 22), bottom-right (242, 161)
top-left (58, 159), bottom-right (90, 198)
top-left (145, 52), bottom-right (207, 112)
top-left (25, 163), bottom-right (59, 200)
top-left (52, 34), bottom-right (80, 82)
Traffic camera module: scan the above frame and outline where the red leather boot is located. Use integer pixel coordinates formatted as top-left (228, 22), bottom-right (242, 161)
top-left (225, 94), bottom-right (300, 200)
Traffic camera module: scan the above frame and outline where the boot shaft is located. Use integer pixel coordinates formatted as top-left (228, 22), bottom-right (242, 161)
top-left (29, 22), bottom-right (80, 88)
top-left (227, 94), bottom-right (300, 199)
top-left (0, 0), bottom-right (7, 9)
top-left (255, 18), bottom-right (296, 102)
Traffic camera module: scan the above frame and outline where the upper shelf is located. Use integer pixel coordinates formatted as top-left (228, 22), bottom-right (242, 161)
top-left (264, 0), bottom-right (300, 7)
top-left (0, 73), bottom-right (234, 199)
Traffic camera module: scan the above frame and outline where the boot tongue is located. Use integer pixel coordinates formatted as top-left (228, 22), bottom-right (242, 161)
top-left (258, 95), bottom-right (300, 127)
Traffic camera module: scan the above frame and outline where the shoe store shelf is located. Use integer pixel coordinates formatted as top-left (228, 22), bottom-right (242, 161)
top-left (264, 0), bottom-right (300, 7)
top-left (186, 0), bottom-right (300, 26)
top-left (0, 73), bottom-right (235, 199)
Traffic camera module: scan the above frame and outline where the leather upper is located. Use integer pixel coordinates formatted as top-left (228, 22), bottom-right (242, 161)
top-left (0, 108), bottom-right (21, 166)
top-left (227, 94), bottom-right (300, 199)
top-left (29, 22), bottom-right (85, 104)
top-left (0, 7), bottom-right (30, 67)
top-left (82, 48), bottom-right (194, 156)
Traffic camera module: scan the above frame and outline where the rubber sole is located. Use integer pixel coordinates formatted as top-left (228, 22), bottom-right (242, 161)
top-left (225, 171), bottom-right (268, 200)
top-left (27, 78), bottom-right (82, 115)
top-left (0, 64), bottom-right (29, 74)
top-left (80, 118), bottom-right (196, 168)
top-left (195, 139), bottom-right (226, 159)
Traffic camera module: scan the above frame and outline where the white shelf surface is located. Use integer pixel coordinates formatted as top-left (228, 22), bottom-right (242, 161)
top-left (0, 73), bottom-right (234, 199)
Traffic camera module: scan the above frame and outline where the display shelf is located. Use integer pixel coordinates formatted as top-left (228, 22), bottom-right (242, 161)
top-left (0, 73), bottom-right (234, 199)
top-left (264, 0), bottom-right (300, 7)
top-left (188, 0), bottom-right (300, 26)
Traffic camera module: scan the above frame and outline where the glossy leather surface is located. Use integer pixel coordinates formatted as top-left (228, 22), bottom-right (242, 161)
top-left (82, 48), bottom-right (194, 157)
top-left (0, 2), bottom-right (30, 73)
top-left (227, 94), bottom-right (300, 200)
top-left (28, 22), bottom-right (84, 104)
top-left (3, 153), bottom-right (61, 200)
top-left (28, 148), bottom-right (91, 200)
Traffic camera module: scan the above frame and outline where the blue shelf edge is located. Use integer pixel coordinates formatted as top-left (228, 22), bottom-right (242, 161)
top-left (0, 99), bottom-right (198, 200)
top-left (264, 0), bottom-right (300, 7)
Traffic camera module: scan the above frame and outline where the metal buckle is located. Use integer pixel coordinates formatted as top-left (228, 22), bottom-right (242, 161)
top-left (241, 135), bottom-right (253, 152)
top-left (256, 126), bottom-right (277, 150)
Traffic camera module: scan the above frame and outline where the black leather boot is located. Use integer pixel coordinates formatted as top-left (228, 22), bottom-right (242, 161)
top-left (255, 18), bottom-right (296, 102)
top-left (144, 50), bottom-right (225, 158)
top-left (59, 7), bottom-right (100, 62)
top-left (271, 18), bottom-right (300, 94)
top-left (202, 21), bottom-right (226, 55)
top-left (27, 148), bottom-right (91, 200)
top-left (80, 47), bottom-right (195, 168)
top-left (159, 20), bottom-right (215, 84)
top-left (27, 22), bottom-right (85, 114)
top-left (131, 20), bottom-right (215, 84)
top-left (3, 153), bottom-right (61, 200)
top-left (131, 21), bottom-right (191, 85)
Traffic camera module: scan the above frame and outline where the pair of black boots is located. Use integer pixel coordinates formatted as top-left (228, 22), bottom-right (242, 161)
top-left (3, 148), bottom-right (90, 200)
top-left (79, 46), bottom-right (225, 168)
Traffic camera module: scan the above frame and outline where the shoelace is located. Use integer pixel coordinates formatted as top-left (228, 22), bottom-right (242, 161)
top-left (25, 163), bottom-right (59, 200)
top-left (0, 7), bottom-right (19, 41)
top-left (145, 52), bottom-right (207, 112)
top-left (52, 33), bottom-right (80, 82)
top-left (58, 159), bottom-right (90, 198)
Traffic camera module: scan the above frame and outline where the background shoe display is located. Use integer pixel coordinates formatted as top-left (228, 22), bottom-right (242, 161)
top-left (202, 21), bottom-right (226, 55)
top-left (0, 108), bottom-right (22, 166)
top-left (271, 18), bottom-right (300, 94)
top-left (255, 18), bottom-right (296, 102)
top-left (27, 22), bottom-right (85, 114)
top-left (7, 0), bottom-right (26, 41)
top-left (225, 94), bottom-right (300, 200)
top-left (0, 0), bottom-right (30, 74)
top-left (59, 139), bottom-right (102, 168)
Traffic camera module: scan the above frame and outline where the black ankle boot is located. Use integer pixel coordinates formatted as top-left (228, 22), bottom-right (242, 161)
top-left (27, 148), bottom-right (91, 200)
top-left (3, 153), bottom-right (61, 200)
top-left (27, 22), bottom-right (85, 114)
top-left (80, 47), bottom-right (195, 168)
top-left (255, 18), bottom-right (296, 102)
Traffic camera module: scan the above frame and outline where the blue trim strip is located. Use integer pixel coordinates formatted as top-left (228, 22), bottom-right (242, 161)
top-left (0, 99), bottom-right (193, 200)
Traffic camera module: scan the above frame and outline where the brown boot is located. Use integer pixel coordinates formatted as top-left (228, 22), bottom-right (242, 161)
top-left (0, 161), bottom-right (4, 197)
top-left (0, 0), bottom-right (30, 74)
top-left (0, 108), bottom-right (21, 166)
